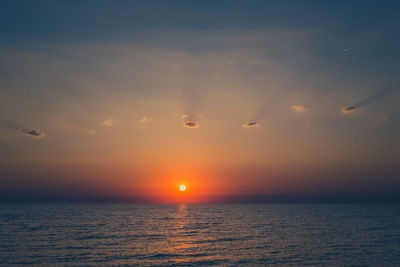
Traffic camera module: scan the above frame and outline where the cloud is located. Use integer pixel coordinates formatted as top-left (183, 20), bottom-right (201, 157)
top-left (139, 116), bottom-right (154, 123)
top-left (139, 117), bottom-right (149, 123)
top-left (139, 116), bottom-right (154, 128)
top-left (88, 129), bottom-right (96, 134)
top-left (102, 119), bottom-right (113, 127)
top-left (183, 121), bottom-right (200, 128)
top-left (291, 105), bottom-right (305, 113)
top-left (242, 121), bottom-right (258, 128)
top-left (341, 106), bottom-right (358, 114)
top-left (182, 113), bottom-right (202, 128)
top-left (341, 47), bottom-right (351, 53)
top-left (0, 118), bottom-right (45, 139)
top-left (18, 128), bottom-right (45, 139)
top-left (342, 88), bottom-right (397, 115)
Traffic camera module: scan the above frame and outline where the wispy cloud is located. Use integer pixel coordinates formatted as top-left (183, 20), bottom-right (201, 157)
top-left (291, 105), bottom-right (306, 113)
top-left (102, 119), bottom-right (113, 127)
top-left (341, 47), bottom-right (351, 53)
top-left (139, 116), bottom-right (153, 123)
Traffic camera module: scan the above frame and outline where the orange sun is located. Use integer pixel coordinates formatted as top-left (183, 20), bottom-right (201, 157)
top-left (179, 185), bottom-right (186, 191)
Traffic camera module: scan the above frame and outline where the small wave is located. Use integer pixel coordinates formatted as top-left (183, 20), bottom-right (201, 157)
top-left (194, 237), bottom-right (243, 244)
top-left (146, 252), bottom-right (210, 260)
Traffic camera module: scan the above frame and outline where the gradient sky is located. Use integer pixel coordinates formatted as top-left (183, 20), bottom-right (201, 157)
top-left (1, 0), bottom-right (399, 203)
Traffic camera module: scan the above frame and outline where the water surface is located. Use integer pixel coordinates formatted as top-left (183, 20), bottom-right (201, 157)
top-left (1, 203), bottom-right (399, 266)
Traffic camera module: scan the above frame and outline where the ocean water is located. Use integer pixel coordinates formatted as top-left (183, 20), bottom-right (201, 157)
top-left (1, 204), bottom-right (400, 266)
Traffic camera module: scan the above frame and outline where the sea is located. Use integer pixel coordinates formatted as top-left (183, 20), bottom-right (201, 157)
top-left (1, 203), bottom-right (399, 266)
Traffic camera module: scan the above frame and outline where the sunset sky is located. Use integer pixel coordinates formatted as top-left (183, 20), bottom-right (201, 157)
top-left (1, 1), bottom-right (399, 203)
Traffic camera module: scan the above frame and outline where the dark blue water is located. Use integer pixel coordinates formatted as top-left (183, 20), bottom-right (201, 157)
top-left (1, 204), bottom-right (400, 266)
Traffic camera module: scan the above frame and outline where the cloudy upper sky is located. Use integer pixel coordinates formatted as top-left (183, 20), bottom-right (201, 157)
top-left (1, 0), bottom-right (399, 203)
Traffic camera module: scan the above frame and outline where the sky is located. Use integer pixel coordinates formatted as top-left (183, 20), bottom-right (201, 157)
top-left (0, 0), bottom-right (399, 203)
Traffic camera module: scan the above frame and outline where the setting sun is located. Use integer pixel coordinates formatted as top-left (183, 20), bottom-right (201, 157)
top-left (179, 185), bottom-right (186, 192)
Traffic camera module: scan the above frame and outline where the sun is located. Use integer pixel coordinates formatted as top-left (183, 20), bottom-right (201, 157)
top-left (179, 185), bottom-right (186, 192)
